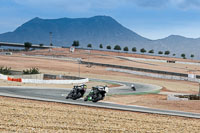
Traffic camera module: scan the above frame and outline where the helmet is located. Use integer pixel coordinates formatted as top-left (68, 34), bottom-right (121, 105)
top-left (80, 84), bottom-right (87, 90)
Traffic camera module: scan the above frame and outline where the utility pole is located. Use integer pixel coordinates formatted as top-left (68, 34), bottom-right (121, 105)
top-left (49, 32), bottom-right (52, 46)
top-left (78, 58), bottom-right (81, 78)
top-left (199, 83), bottom-right (200, 96)
top-left (87, 50), bottom-right (91, 67)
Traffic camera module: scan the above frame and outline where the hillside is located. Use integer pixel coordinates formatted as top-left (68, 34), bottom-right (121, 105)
top-left (0, 16), bottom-right (150, 47)
top-left (0, 16), bottom-right (200, 59)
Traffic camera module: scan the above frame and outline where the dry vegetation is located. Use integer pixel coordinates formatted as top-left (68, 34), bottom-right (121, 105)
top-left (0, 48), bottom-right (200, 132)
top-left (0, 96), bottom-right (200, 132)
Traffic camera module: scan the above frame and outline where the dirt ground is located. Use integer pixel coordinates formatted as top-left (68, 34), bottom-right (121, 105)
top-left (0, 48), bottom-right (200, 132)
top-left (1, 49), bottom-right (200, 112)
top-left (0, 96), bottom-right (200, 132)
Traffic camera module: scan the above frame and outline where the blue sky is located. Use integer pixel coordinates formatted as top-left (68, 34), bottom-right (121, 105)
top-left (1, 0), bottom-right (200, 39)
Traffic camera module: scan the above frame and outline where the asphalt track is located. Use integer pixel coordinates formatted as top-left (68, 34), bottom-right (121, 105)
top-left (0, 79), bottom-right (200, 119)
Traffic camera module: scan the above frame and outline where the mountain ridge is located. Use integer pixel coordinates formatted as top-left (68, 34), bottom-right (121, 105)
top-left (0, 15), bottom-right (200, 59)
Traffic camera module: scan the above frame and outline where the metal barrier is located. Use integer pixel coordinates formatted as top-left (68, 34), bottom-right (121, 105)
top-left (81, 61), bottom-right (199, 78)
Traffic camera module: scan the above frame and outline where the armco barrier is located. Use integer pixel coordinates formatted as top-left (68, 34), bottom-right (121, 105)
top-left (81, 61), bottom-right (192, 77)
top-left (107, 68), bottom-right (200, 82)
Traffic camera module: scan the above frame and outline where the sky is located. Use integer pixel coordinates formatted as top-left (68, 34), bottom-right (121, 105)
top-left (1, 0), bottom-right (200, 39)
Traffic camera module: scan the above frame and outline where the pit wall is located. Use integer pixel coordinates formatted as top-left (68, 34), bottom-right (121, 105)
top-left (0, 74), bottom-right (89, 84)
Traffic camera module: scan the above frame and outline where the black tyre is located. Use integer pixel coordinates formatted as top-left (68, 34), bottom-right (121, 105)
top-left (84, 96), bottom-right (88, 101)
top-left (132, 87), bottom-right (136, 91)
top-left (92, 94), bottom-right (102, 102)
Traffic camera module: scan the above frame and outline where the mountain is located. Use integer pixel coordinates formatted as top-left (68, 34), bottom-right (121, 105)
top-left (152, 35), bottom-right (200, 58)
top-left (0, 15), bottom-right (200, 59)
top-left (0, 16), bottom-right (150, 48)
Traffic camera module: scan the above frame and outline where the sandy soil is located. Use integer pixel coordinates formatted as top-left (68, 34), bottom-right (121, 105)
top-left (0, 96), bottom-right (200, 132)
top-left (1, 49), bottom-right (200, 113)
top-left (0, 48), bottom-right (200, 131)
top-left (21, 48), bottom-right (200, 75)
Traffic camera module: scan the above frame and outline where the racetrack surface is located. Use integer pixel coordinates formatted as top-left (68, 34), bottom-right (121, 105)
top-left (0, 79), bottom-right (200, 119)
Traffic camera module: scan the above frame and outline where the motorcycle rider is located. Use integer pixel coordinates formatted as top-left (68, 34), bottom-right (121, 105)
top-left (66, 84), bottom-right (87, 99)
top-left (131, 84), bottom-right (136, 91)
top-left (84, 85), bottom-right (109, 102)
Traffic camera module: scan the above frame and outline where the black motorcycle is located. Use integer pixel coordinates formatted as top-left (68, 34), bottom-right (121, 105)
top-left (84, 86), bottom-right (108, 102)
top-left (131, 84), bottom-right (136, 91)
top-left (66, 84), bottom-right (87, 100)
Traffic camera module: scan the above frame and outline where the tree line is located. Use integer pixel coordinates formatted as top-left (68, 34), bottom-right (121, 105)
top-left (71, 40), bottom-right (194, 59)
top-left (23, 40), bottom-right (195, 59)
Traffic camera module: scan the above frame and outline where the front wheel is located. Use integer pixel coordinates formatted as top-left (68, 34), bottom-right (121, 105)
top-left (84, 96), bottom-right (88, 101)
top-left (132, 87), bottom-right (136, 91)
top-left (92, 94), bottom-right (102, 102)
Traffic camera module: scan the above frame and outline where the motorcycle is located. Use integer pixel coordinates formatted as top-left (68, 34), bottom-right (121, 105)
top-left (84, 86), bottom-right (109, 102)
top-left (66, 84), bottom-right (87, 100)
top-left (131, 84), bottom-right (136, 91)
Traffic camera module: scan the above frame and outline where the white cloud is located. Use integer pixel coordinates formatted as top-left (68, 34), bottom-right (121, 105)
top-left (12, 0), bottom-right (126, 12)
top-left (11, 0), bottom-right (200, 11)
top-left (170, 0), bottom-right (200, 9)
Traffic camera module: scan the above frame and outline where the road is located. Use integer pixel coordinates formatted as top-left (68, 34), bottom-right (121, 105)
top-left (0, 79), bottom-right (200, 119)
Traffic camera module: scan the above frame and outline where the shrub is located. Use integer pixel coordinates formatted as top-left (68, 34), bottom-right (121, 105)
top-left (23, 68), bottom-right (40, 74)
top-left (0, 66), bottom-right (11, 75)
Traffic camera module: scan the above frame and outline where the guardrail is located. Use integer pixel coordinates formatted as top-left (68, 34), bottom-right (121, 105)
top-left (81, 61), bottom-right (191, 77)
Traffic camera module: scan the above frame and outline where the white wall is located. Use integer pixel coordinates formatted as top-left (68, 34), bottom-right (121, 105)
top-left (22, 78), bottom-right (89, 84)
top-left (0, 74), bottom-right (8, 80)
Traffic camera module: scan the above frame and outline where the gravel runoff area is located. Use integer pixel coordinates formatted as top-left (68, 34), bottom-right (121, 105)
top-left (1, 48), bottom-right (200, 132)
top-left (0, 96), bottom-right (200, 132)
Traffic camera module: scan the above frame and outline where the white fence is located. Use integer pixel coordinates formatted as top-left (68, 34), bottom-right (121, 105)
top-left (0, 73), bottom-right (89, 84)
top-left (22, 78), bottom-right (89, 84)
top-left (0, 74), bottom-right (8, 80)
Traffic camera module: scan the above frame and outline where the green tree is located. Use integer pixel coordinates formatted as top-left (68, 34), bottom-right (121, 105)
top-left (24, 42), bottom-right (32, 51)
top-left (99, 44), bottom-right (103, 49)
top-left (72, 40), bottom-right (79, 47)
top-left (164, 51), bottom-right (170, 55)
top-left (132, 47), bottom-right (137, 52)
top-left (158, 51), bottom-right (163, 55)
top-left (107, 45), bottom-right (111, 50)
top-left (114, 45), bottom-right (121, 51)
top-left (181, 53), bottom-right (186, 59)
top-left (39, 44), bottom-right (44, 47)
top-left (173, 54), bottom-right (176, 56)
top-left (191, 54), bottom-right (194, 59)
top-left (148, 49), bottom-right (154, 54)
top-left (87, 44), bottom-right (92, 48)
top-left (123, 46), bottom-right (129, 52)
top-left (140, 48), bottom-right (146, 53)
